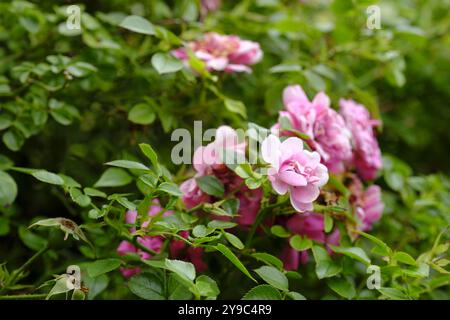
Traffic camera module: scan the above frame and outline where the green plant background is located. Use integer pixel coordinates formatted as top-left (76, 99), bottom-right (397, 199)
top-left (0, 0), bottom-right (448, 300)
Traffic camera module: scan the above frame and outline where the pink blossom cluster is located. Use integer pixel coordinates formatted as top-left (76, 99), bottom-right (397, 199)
top-left (348, 176), bottom-right (384, 232)
top-left (116, 200), bottom-right (206, 278)
top-left (172, 32), bottom-right (263, 73)
top-left (180, 126), bottom-right (263, 226)
top-left (273, 85), bottom-right (382, 180)
top-left (268, 85), bottom-right (384, 269)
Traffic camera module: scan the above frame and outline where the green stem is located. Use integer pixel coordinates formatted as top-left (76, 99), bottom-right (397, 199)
top-left (245, 201), bottom-right (287, 248)
top-left (121, 234), bottom-right (158, 256)
top-left (0, 245), bottom-right (48, 295)
top-left (0, 293), bottom-right (47, 300)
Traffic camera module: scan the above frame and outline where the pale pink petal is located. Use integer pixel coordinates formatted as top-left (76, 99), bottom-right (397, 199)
top-left (279, 170), bottom-right (307, 186)
top-left (125, 210), bottom-right (137, 225)
top-left (289, 196), bottom-right (313, 212)
top-left (269, 175), bottom-right (289, 195)
top-left (261, 134), bottom-right (281, 168)
top-left (283, 85), bottom-right (308, 107)
top-left (225, 64), bottom-right (252, 73)
top-left (291, 184), bottom-right (320, 204)
top-left (280, 137), bottom-right (304, 161)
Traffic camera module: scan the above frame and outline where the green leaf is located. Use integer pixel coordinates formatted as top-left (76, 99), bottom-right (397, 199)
top-left (195, 175), bottom-right (224, 197)
top-left (311, 245), bottom-right (342, 279)
top-left (46, 276), bottom-right (73, 300)
top-left (128, 103), bottom-right (156, 125)
top-left (221, 198), bottom-right (240, 215)
top-left (304, 69), bottom-right (326, 91)
top-left (19, 226), bottom-right (48, 251)
top-left (139, 143), bottom-right (159, 168)
top-left (71, 289), bottom-right (86, 300)
top-left (286, 291), bottom-right (306, 300)
top-left (3, 130), bottom-right (24, 151)
top-left (87, 259), bottom-right (122, 278)
top-left (158, 182), bottom-right (182, 197)
top-left (330, 246), bottom-right (371, 266)
top-left (94, 168), bottom-right (133, 187)
top-left (251, 253), bottom-right (284, 270)
top-left (128, 272), bottom-right (165, 300)
top-left (356, 231), bottom-right (392, 257)
top-left (106, 160), bottom-right (149, 170)
top-left (31, 170), bottom-right (64, 185)
top-left (207, 220), bottom-right (237, 230)
top-left (139, 173), bottom-right (158, 188)
top-left (254, 266), bottom-right (288, 291)
top-left (0, 155), bottom-right (14, 170)
top-left (116, 197), bottom-right (137, 210)
top-left (59, 174), bottom-right (81, 188)
top-left (289, 235), bottom-right (313, 251)
top-left (245, 177), bottom-right (261, 190)
top-left (192, 225), bottom-right (209, 238)
top-left (151, 52), bottom-right (183, 74)
top-left (327, 277), bottom-right (356, 299)
top-left (119, 15), bottom-right (156, 35)
top-left (270, 225), bottom-right (291, 238)
top-left (165, 259), bottom-right (196, 282)
top-left (324, 214), bottom-right (333, 233)
top-left (242, 285), bottom-right (282, 300)
top-left (83, 187), bottom-right (107, 198)
top-left (168, 274), bottom-right (193, 300)
top-left (69, 188), bottom-right (91, 207)
top-left (0, 171), bottom-right (17, 206)
top-left (195, 275), bottom-right (220, 298)
top-left (224, 232), bottom-right (244, 250)
top-left (377, 287), bottom-right (408, 300)
top-left (394, 252), bottom-right (416, 266)
top-left (215, 243), bottom-right (256, 282)
top-left (224, 98), bottom-right (247, 118)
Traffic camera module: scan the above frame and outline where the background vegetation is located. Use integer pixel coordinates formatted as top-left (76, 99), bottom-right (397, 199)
top-left (0, 0), bottom-right (448, 300)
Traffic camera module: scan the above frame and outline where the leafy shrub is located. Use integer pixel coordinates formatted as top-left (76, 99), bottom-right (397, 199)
top-left (0, 0), bottom-right (448, 300)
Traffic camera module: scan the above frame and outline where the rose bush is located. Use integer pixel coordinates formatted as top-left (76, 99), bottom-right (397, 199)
top-left (0, 0), bottom-right (448, 301)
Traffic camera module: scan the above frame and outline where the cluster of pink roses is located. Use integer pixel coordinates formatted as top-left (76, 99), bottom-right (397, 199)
top-left (172, 32), bottom-right (263, 73)
top-left (180, 126), bottom-right (263, 227)
top-left (272, 85), bottom-right (382, 179)
top-left (119, 32), bottom-right (385, 274)
top-left (268, 85), bottom-right (383, 268)
top-left (117, 200), bottom-right (206, 278)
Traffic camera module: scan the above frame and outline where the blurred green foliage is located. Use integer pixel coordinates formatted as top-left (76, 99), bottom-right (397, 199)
top-left (0, 0), bottom-right (448, 300)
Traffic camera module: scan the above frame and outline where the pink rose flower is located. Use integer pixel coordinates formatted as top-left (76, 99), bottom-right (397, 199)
top-left (273, 85), bottom-right (353, 173)
top-left (339, 99), bottom-right (382, 180)
top-left (193, 125), bottom-right (246, 175)
top-left (261, 135), bottom-right (329, 212)
top-left (181, 126), bottom-right (263, 227)
top-left (172, 32), bottom-right (262, 73)
top-left (180, 178), bottom-right (211, 209)
top-left (281, 213), bottom-right (341, 270)
top-left (348, 177), bottom-right (384, 231)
